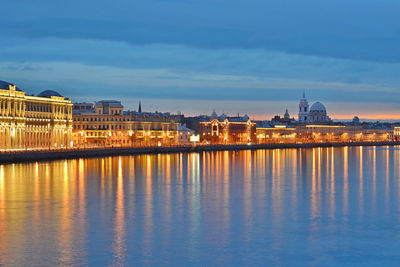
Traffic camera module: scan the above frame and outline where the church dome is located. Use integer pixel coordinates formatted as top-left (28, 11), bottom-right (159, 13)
top-left (310, 102), bottom-right (326, 112)
top-left (0, 80), bottom-right (23, 91)
top-left (37, 90), bottom-right (63, 98)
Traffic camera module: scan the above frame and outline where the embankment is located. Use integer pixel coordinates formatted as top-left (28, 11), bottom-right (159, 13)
top-left (0, 141), bottom-right (399, 164)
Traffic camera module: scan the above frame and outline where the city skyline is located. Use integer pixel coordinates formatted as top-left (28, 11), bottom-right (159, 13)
top-left (2, 0), bottom-right (400, 119)
top-left (1, 81), bottom-right (398, 121)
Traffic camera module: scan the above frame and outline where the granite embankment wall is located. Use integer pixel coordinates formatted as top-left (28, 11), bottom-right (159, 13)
top-left (0, 141), bottom-right (399, 164)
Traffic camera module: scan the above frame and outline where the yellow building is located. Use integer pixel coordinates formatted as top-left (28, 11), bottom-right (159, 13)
top-left (256, 125), bottom-right (296, 144)
top-left (72, 100), bottom-right (180, 147)
top-left (0, 81), bottom-right (73, 150)
top-left (295, 124), bottom-right (392, 143)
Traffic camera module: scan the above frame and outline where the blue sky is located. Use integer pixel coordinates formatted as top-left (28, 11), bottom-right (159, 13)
top-left (1, 0), bottom-right (400, 119)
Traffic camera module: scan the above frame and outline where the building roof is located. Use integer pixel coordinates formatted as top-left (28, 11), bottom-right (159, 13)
top-left (178, 125), bottom-right (194, 132)
top-left (37, 90), bottom-right (63, 98)
top-left (96, 100), bottom-right (123, 107)
top-left (0, 80), bottom-right (23, 92)
top-left (310, 101), bottom-right (326, 112)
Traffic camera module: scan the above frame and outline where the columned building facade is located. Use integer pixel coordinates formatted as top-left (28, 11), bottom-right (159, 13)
top-left (0, 81), bottom-right (73, 150)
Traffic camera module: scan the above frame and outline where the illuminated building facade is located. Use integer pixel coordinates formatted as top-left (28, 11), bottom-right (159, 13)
top-left (0, 81), bottom-right (73, 149)
top-left (256, 125), bottom-right (296, 144)
top-left (255, 124), bottom-right (394, 144)
top-left (294, 125), bottom-right (392, 143)
top-left (72, 100), bottom-right (180, 147)
top-left (394, 127), bottom-right (400, 140)
top-left (199, 116), bottom-right (256, 144)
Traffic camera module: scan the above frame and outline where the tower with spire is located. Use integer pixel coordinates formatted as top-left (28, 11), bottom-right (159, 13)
top-left (138, 101), bottom-right (142, 113)
top-left (298, 89), bottom-right (309, 123)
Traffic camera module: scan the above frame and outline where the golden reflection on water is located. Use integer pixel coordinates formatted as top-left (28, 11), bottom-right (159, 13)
top-left (359, 146), bottom-right (364, 211)
top-left (143, 155), bottom-right (153, 258)
top-left (329, 147), bottom-right (335, 217)
top-left (0, 165), bottom-right (6, 265)
top-left (112, 157), bottom-right (126, 266)
top-left (372, 146), bottom-right (376, 209)
top-left (343, 146), bottom-right (349, 214)
top-left (386, 147), bottom-right (390, 204)
top-left (0, 147), bottom-right (399, 265)
top-left (311, 148), bottom-right (318, 218)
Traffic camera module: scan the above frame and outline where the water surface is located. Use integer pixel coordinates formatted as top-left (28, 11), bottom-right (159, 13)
top-left (1, 146), bottom-right (400, 266)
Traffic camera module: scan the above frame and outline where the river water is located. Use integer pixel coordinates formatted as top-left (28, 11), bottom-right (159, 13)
top-left (0, 146), bottom-right (400, 266)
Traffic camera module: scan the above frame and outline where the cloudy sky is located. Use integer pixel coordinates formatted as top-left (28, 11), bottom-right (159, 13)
top-left (1, 0), bottom-right (400, 119)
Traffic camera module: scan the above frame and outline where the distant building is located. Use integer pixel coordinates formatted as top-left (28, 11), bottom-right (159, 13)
top-left (352, 116), bottom-right (360, 125)
top-left (72, 100), bottom-right (180, 147)
top-left (178, 124), bottom-right (194, 144)
top-left (0, 80), bottom-right (73, 149)
top-left (198, 111), bottom-right (256, 144)
top-left (73, 102), bottom-right (93, 112)
top-left (298, 90), bottom-right (331, 123)
top-left (256, 122), bottom-right (296, 144)
top-left (94, 100), bottom-right (123, 115)
top-left (272, 108), bottom-right (295, 124)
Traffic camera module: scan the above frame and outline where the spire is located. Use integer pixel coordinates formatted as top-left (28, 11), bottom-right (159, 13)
top-left (138, 101), bottom-right (142, 113)
top-left (302, 89), bottom-right (305, 99)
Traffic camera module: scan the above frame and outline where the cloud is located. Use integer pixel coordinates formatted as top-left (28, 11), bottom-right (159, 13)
top-left (1, 0), bottom-right (400, 63)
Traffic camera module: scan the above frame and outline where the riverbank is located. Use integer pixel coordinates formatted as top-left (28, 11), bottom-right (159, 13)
top-left (0, 141), bottom-right (399, 164)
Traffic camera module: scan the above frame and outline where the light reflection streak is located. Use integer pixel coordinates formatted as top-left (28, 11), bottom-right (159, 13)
top-left (359, 147), bottom-right (363, 212)
top-left (318, 148), bottom-right (321, 193)
top-left (0, 165), bottom-right (6, 265)
top-left (164, 154), bottom-right (172, 236)
top-left (343, 147), bottom-right (348, 214)
top-left (372, 146), bottom-right (376, 209)
top-left (311, 148), bottom-right (318, 218)
top-left (143, 155), bottom-right (153, 258)
top-left (112, 157), bottom-right (126, 266)
top-left (330, 147), bottom-right (335, 217)
top-left (244, 151), bottom-right (252, 240)
top-left (59, 160), bottom-right (73, 265)
top-left (189, 153), bottom-right (202, 258)
top-left (0, 165), bottom-right (4, 207)
top-left (385, 147), bottom-right (390, 204)
top-left (291, 149), bottom-right (298, 218)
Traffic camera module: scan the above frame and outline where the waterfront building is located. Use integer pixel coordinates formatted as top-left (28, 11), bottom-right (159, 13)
top-left (295, 124), bottom-right (391, 143)
top-left (178, 124), bottom-right (195, 144)
top-left (72, 101), bottom-right (180, 147)
top-left (0, 80), bottom-right (73, 149)
top-left (298, 90), bottom-right (331, 123)
top-left (394, 127), bottom-right (400, 141)
top-left (256, 123), bottom-right (296, 144)
top-left (199, 112), bottom-right (256, 144)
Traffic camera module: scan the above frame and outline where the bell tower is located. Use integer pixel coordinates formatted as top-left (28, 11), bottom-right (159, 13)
top-left (298, 90), bottom-right (309, 123)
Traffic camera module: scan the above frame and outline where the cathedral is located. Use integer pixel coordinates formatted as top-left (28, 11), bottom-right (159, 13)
top-left (298, 90), bottom-right (331, 123)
